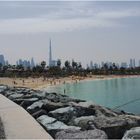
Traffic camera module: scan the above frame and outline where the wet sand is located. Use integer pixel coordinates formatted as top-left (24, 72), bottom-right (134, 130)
top-left (0, 75), bottom-right (139, 90)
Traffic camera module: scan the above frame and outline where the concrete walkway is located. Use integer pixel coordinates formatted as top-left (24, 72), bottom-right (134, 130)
top-left (0, 94), bottom-right (53, 139)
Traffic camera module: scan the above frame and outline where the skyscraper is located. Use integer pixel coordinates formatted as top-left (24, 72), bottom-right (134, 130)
top-left (49, 39), bottom-right (58, 67)
top-left (0, 55), bottom-right (5, 65)
top-left (49, 39), bottom-right (52, 67)
top-left (139, 60), bottom-right (140, 67)
top-left (133, 59), bottom-right (135, 68)
top-left (90, 61), bottom-right (93, 69)
top-left (31, 58), bottom-right (35, 68)
top-left (129, 59), bottom-right (133, 68)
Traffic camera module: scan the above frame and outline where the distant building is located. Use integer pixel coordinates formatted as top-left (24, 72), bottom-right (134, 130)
top-left (129, 59), bottom-right (133, 68)
top-left (139, 60), bottom-right (140, 67)
top-left (31, 58), bottom-right (35, 68)
top-left (0, 55), bottom-right (5, 65)
top-left (5, 60), bottom-right (9, 65)
top-left (133, 59), bottom-right (136, 68)
top-left (90, 61), bottom-right (93, 69)
top-left (17, 59), bottom-right (32, 68)
top-left (101, 62), bottom-right (105, 68)
top-left (49, 39), bottom-right (59, 67)
top-left (121, 62), bottom-right (127, 68)
top-left (129, 58), bottom-right (135, 68)
top-left (93, 63), bottom-right (98, 69)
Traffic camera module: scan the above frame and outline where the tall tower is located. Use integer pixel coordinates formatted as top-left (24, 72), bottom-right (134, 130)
top-left (49, 39), bottom-right (52, 67)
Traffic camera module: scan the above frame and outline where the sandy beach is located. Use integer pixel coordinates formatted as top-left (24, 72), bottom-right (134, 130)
top-left (0, 75), bottom-right (139, 90)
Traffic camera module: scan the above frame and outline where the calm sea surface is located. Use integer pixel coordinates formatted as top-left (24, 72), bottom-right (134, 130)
top-left (44, 77), bottom-right (140, 114)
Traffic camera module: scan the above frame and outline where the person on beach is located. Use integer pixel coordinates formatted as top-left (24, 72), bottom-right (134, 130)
top-left (22, 80), bottom-right (25, 85)
top-left (64, 89), bottom-right (66, 94)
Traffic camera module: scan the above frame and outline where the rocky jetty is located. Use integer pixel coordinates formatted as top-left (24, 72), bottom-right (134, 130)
top-left (0, 85), bottom-right (140, 139)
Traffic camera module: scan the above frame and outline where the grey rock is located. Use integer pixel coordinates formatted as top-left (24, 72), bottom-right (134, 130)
top-left (27, 99), bottom-right (67, 113)
top-left (0, 85), bottom-right (8, 93)
top-left (37, 115), bottom-right (56, 124)
top-left (4, 91), bottom-right (15, 97)
top-left (45, 92), bottom-right (85, 103)
top-left (27, 100), bottom-right (45, 113)
top-left (32, 109), bottom-right (47, 119)
top-left (31, 91), bottom-right (47, 99)
top-left (41, 100), bottom-right (68, 112)
top-left (8, 93), bottom-right (24, 100)
top-left (19, 98), bottom-right (39, 109)
top-left (92, 115), bottom-right (140, 139)
top-left (37, 115), bottom-right (80, 137)
top-left (69, 101), bottom-right (118, 117)
top-left (55, 129), bottom-right (108, 139)
top-left (49, 106), bottom-right (95, 124)
top-left (72, 116), bottom-right (96, 130)
top-left (45, 92), bottom-right (59, 102)
top-left (122, 127), bottom-right (140, 140)
top-left (92, 105), bottom-right (118, 117)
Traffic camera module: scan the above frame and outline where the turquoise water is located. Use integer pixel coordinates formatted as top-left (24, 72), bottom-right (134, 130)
top-left (45, 77), bottom-right (140, 114)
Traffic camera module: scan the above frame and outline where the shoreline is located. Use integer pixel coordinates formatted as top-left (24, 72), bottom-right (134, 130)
top-left (0, 75), bottom-right (139, 90)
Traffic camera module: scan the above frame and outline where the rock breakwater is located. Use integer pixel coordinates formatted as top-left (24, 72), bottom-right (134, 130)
top-left (0, 85), bottom-right (140, 139)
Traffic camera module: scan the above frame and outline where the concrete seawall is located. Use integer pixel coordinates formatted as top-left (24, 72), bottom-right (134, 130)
top-left (0, 94), bottom-right (53, 139)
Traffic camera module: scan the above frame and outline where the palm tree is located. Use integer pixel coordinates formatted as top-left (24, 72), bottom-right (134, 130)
top-left (72, 60), bottom-right (77, 69)
top-left (41, 61), bottom-right (46, 70)
top-left (57, 59), bottom-right (61, 68)
top-left (65, 60), bottom-right (70, 69)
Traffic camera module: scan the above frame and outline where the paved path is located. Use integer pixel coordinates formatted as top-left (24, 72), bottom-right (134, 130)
top-left (0, 94), bottom-right (53, 139)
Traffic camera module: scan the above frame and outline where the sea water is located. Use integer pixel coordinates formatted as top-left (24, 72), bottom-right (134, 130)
top-left (45, 77), bottom-right (140, 114)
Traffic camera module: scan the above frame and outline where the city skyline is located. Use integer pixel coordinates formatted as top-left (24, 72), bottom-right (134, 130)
top-left (0, 1), bottom-right (140, 66)
top-left (1, 52), bottom-right (140, 69)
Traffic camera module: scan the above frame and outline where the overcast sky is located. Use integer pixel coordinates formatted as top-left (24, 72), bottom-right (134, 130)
top-left (0, 1), bottom-right (140, 66)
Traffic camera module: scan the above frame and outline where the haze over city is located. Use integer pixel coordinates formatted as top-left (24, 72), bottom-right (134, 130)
top-left (0, 1), bottom-right (140, 67)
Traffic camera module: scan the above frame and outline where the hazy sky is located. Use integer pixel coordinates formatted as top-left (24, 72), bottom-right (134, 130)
top-left (0, 1), bottom-right (140, 66)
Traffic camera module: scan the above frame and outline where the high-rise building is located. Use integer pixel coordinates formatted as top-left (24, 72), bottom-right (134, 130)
top-left (94, 63), bottom-right (98, 69)
top-left (90, 61), bottom-right (93, 69)
top-left (121, 62), bottom-right (127, 68)
top-left (48, 39), bottom-right (58, 67)
top-left (31, 58), bottom-right (35, 68)
top-left (49, 39), bottom-right (52, 67)
top-left (129, 58), bottom-right (136, 68)
top-left (139, 60), bottom-right (140, 67)
top-left (129, 59), bottom-right (133, 68)
top-left (133, 59), bottom-right (135, 68)
top-left (5, 60), bottom-right (8, 66)
top-left (0, 55), bottom-right (5, 65)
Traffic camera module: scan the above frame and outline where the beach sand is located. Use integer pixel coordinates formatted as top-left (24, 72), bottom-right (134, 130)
top-left (0, 75), bottom-right (139, 90)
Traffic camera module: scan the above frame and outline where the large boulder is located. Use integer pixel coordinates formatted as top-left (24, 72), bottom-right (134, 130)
top-left (45, 92), bottom-right (60, 102)
top-left (55, 129), bottom-right (108, 139)
top-left (49, 107), bottom-right (75, 123)
top-left (91, 105), bottom-right (118, 117)
top-left (27, 100), bottom-right (45, 113)
top-left (27, 99), bottom-right (67, 114)
top-left (4, 91), bottom-right (15, 97)
top-left (69, 101), bottom-right (118, 117)
top-left (31, 91), bottom-right (48, 99)
top-left (49, 106), bottom-right (95, 124)
top-left (37, 115), bottom-right (81, 137)
top-left (32, 109), bottom-right (47, 119)
top-left (122, 127), bottom-right (140, 139)
top-left (72, 116), bottom-right (96, 130)
top-left (19, 98), bottom-right (39, 109)
top-left (68, 101), bottom-right (95, 108)
top-left (8, 93), bottom-right (24, 100)
top-left (90, 115), bottom-right (140, 139)
top-left (45, 92), bottom-right (85, 103)
top-left (0, 85), bottom-right (8, 93)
